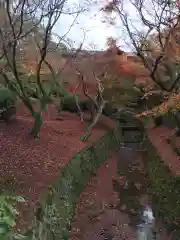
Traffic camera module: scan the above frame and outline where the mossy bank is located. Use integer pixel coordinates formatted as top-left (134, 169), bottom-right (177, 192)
top-left (144, 136), bottom-right (180, 239)
top-left (26, 124), bottom-right (121, 240)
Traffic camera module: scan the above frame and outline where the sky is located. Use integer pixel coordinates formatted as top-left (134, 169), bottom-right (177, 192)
top-left (48, 0), bottom-right (177, 52)
top-left (53, 0), bottom-right (138, 51)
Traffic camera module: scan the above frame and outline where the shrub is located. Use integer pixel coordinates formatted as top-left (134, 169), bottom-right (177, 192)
top-left (59, 89), bottom-right (90, 113)
top-left (154, 116), bottom-right (163, 127)
top-left (60, 94), bottom-right (77, 112)
top-left (0, 85), bottom-right (16, 123)
top-left (0, 194), bottom-right (26, 240)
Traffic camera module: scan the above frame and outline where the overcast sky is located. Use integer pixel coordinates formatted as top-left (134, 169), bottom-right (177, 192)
top-left (52, 0), bottom-right (138, 51)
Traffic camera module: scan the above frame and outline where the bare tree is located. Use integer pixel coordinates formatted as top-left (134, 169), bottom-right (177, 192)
top-left (73, 68), bottom-right (107, 141)
top-left (0, 0), bottom-right (86, 138)
top-left (102, 0), bottom-right (180, 92)
top-left (101, 0), bottom-right (180, 132)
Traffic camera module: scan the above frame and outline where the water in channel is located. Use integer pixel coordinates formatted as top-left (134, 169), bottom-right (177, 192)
top-left (114, 121), bottom-right (167, 240)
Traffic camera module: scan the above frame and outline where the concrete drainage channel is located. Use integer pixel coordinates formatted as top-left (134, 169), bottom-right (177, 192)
top-left (117, 145), bottom-right (157, 240)
top-left (116, 116), bottom-right (162, 240)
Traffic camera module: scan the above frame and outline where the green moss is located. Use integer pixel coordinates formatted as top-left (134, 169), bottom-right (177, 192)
top-left (26, 124), bottom-right (120, 239)
top-left (166, 136), bottom-right (180, 156)
top-left (162, 113), bottom-right (177, 129)
top-left (144, 136), bottom-right (180, 236)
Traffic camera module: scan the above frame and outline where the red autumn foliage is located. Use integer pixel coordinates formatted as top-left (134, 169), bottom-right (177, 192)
top-left (68, 86), bottom-right (75, 93)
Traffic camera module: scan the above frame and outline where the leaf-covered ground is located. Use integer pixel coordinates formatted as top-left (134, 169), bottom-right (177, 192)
top-left (0, 100), bottom-right (179, 238)
top-left (148, 127), bottom-right (180, 175)
top-left (0, 104), bottom-right (115, 230)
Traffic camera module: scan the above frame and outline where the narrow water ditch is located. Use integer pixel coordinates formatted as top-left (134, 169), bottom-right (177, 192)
top-left (114, 117), bottom-right (169, 240)
top-left (69, 116), bottom-right (173, 240)
top-left (114, 144), bottom-right (157, 239)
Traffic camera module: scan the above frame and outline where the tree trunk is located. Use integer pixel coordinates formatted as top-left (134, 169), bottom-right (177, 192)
top-left (81, 101), bottom-right (106, 141)
top-left (74, 95), bottom-right (84, 122)
top-left (29, 113), bottom-right (43, 138)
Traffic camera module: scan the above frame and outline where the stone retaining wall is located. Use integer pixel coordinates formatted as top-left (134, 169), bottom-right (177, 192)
top-left (144, 135), bottom-right (180, 238)
top-left (26, 124), bottom-right (121, 240)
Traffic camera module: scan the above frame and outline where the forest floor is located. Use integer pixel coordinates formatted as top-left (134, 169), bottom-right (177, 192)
top-left (0, 103), bottom-right (115, 229)
top-left (0, 102), bottom-right (179, 238)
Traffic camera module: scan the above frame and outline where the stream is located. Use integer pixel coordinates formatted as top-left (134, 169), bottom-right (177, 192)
top-left (115, 145), bottom-right (157, 240)
top-left (137, 206), bottom-right (156, 240)
top-left (69, 115), bottom-right (171, 240)
top-left (114, 116), bottom-right (167, 240)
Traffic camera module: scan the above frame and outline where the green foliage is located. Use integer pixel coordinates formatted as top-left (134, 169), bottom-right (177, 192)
top-left (0, 85), bottom-right (15, 102)
top-left (0, 194), bottom-right (26, 240)
top-left (60, 93), bottom-right (76, 112)
top-left (0, 85), bottom-right (16, 122)
top-left (103, 76), bottom-right (142, 109)
top-left (166, 135), bottom-right (180, 156)
top-left (59, 89), bottom-right (88, 113)
top-left (0, 75), bottom-right (6, 85)
top-left (144, 137), bottom-right (180, 237)
top-left (21, 74), bottom-right (51, 99)
top-left (133, 83), bottom-right (145, 93)
top-left (0, 175), bottom-right (18, 194)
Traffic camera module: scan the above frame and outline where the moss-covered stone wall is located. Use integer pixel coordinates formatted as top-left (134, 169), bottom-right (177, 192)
top-left (27, 124), bottom-right (121, 240)
top-left (144, 136), bottom-right (180, 238)
top-left (162, 113), bottom-right (177, 129)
